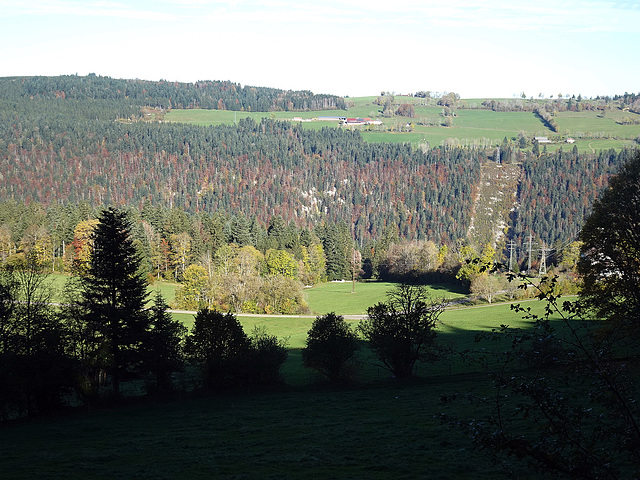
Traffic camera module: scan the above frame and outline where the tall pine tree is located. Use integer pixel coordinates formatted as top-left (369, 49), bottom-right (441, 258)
top-left (80, 207), bottom-right (150, 397)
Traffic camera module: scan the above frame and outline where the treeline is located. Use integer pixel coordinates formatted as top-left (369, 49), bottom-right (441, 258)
top-left (0, 193), bottom-right (591, 314)
top-left (0, 197), bottom-right (473, 307)
top-left (482, 97), bottom-right (605, 113)
top-left (533, 107), bottom-right (559, 132)
top-left (408, 89), bottom-right (639, 114)
top-left (3, 74), bottom-right (345, 112)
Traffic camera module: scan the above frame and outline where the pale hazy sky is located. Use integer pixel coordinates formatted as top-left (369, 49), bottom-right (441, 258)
top-left (1, 0), bottom-right (638, 98)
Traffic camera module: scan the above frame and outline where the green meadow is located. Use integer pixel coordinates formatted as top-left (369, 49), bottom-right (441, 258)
top-left (169, 280), bottom-right (556, 385)
top-left (1, 274), bottom-right (579, 479)
top-left (0, 375), bottom-right (518, 479)
top-left (165, 95), bottom-right (640, 153)
top-left (303, 280), bottom-right (466, 316)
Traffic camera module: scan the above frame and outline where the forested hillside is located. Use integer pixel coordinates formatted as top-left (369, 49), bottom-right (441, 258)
top-left (513, 148), bottom-right (629, 249)
top-left (6, 74), bottom-right (345, 111)
top-left (0, 75), bottom-right (635, 262)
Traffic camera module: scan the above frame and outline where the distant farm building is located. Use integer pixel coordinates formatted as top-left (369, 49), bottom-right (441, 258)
top-left (318, 116), bottom-right (346, 121)
top-left (342, 117), bottom-right (372, 126)
top-left (317, 116), bottom-right (380, 126)
top-left (534, 136), bottom-right (551, 143)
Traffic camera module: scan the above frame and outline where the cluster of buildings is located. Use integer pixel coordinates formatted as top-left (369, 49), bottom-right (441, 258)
top-left (318, 116), bottom-right (383, 126)
top-left (534, 136), bottom-right (576, 144)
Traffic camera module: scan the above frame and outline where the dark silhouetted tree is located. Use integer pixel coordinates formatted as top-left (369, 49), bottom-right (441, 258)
top-left (247, 326), bottom-right (288, 384)
top-left (302, 312), bottom-right (359, 382)
top-left (79, 207), bottom-right (150, 398)
top-left (145, 292), bottom-right (187, 393)
top-left (359, 284), bottom-right (444, 378)
top-left (0, 256), bottom-right (71, 418)
top-left (578, 149), bottom-right (640, 328)
top-left (185, 309), bottom-right (250, 389)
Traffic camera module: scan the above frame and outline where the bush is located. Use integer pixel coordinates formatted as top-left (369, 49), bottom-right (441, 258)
top-left (247, 326), bottom-right (288, 385)
top-left (302, 312), bottom-right (359, 382)
top-left (185, 309), bottom-right (250, 389)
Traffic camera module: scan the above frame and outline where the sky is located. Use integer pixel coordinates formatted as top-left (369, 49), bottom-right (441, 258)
top-left (1, 0), bottom-right (638, 99)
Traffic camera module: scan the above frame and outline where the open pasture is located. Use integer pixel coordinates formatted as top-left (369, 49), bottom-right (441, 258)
top-left (0, 296), bottom-right (571, 479)
top-left (165, 95), bottom-right (638, 152)
top-left (0, 375), bottom-right (515, 479)
top-left (303, 280), bottom-right (465, 316)
top-left (556, 109), bottom-right (640, 138)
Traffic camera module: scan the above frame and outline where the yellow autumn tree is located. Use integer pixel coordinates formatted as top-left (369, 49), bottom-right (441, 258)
top-left (69, 219), bottom-right (99, 275)
top-left (20, 225), bottom-right (53, 268)
top-left (174, 264), bottom-right (209, 310)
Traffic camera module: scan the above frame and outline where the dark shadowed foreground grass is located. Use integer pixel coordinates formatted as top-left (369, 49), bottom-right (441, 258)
top-left (0, 299), bottom-right (561, 479)
top-left (0, 378), bottom-right (515, 480)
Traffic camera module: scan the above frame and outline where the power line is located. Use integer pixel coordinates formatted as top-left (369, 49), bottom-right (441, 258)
top-left (539, 242), bottom-right (548, 276)
top-left (508, 240), bottom-right (516, 272)
top-left (527, 233), bottom-right (533, 273)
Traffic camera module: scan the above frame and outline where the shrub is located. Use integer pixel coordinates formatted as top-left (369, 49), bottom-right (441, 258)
top-left (302, 312), bottom-right (359, 382)
top-left (247, 326), bottom-right (288, 384)
top-left (185, 309), bottom-right (250, 389)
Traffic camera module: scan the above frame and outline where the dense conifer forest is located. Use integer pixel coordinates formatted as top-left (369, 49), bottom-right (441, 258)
top-left (0, 74), bottom-right (635, 273)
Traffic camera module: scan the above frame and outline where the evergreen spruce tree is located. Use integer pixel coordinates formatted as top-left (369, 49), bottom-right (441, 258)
top-left (229, 215), bottom-right (251, 247)
top-left (80, 207), bottom-right (150, 397)
top-left (145, 292), bottom-right (186, 394)
top-left (266, 215), bottom-right (287, 250)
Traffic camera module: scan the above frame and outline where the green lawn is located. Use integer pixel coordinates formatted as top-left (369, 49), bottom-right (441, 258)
top-left (1, 276), bottom-right (579, 479)
top-left (0, 295), bottom-right (567, 479)
top-left (304, 280), bottom-right (466, 315)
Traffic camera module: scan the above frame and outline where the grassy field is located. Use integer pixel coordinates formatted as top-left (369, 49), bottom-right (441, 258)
top-left (303, 280), bottom-right (466, 315)
top-left (164, 95), bottom-right (640, 152)
top-left (172, 286), bottom-right (559, 385)
top-left (168, 279), bottom-right (468, 348)
top-left (0, 376), bottom-right (518, 479)
top-left (1, 294), bottom-right (560, 480)
top-left (1, 274), bottom-right (575, 479)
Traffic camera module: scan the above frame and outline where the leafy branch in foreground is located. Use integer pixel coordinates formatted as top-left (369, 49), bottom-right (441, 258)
top-left (442, 273), bottom-right (640, 479)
